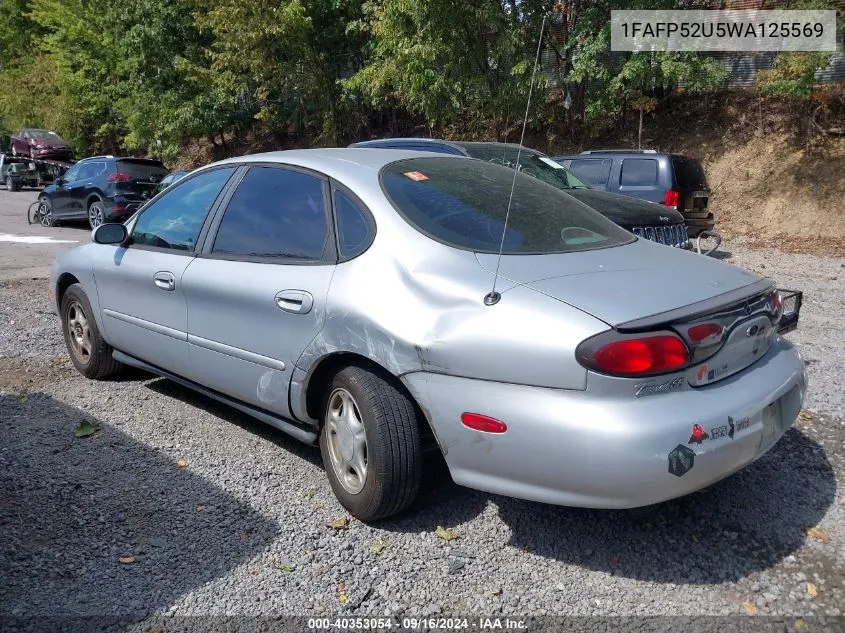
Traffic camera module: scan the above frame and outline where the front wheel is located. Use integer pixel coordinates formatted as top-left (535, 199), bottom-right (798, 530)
top-left (319, 365), bottom-right (422, 521)
top-left (60, 284), bottom-right (123, 379)
top-left (32, 197), bottom-right (54, 226)
top-left (5, 176), bottom-right (19, 192)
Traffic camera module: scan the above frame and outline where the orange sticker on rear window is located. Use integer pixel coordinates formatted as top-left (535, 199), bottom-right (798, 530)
top-left (403, 171), bottom-right (429, 182)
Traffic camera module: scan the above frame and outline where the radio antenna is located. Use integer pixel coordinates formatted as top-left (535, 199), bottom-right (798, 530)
top-left (484, 12), bottom-right (547, 307)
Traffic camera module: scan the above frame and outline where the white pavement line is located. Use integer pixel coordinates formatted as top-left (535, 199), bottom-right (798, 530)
top-left (0, 233), bottom-right (79, 244)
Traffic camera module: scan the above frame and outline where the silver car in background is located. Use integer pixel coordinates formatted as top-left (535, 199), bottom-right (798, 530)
top-left (50, 149), bottom-right (806, 521)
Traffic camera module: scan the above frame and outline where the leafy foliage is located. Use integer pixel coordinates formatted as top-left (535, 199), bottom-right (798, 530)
top-left (0, 0), bottom-right (829, 159)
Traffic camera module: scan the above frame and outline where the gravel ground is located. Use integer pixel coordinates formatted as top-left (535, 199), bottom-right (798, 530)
top-left (0, 241), bottom-right (843, 621)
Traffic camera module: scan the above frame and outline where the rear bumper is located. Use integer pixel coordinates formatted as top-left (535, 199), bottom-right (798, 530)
top-left (684, 212), bottom-right (716, 237)
top-left (401, 337), bottom-right (806, 509)
top-left (105, 197), bottom-right (146, 221)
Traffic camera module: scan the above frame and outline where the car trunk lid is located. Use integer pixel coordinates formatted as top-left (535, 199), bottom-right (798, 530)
top-left (475, 239), bottom-right (762, 326)
top-left (476, 240), bottom-right (779, 385)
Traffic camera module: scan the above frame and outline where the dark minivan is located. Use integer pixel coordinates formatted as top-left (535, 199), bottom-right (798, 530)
top-left (36, 156), bottom-right (169, 229)
top-left (553, 150), bottom-right (715, 237)
top-left (351, 138), bottom-right (691, 250)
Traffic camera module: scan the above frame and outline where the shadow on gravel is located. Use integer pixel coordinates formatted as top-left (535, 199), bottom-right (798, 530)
top-left (145, 379), bottom-right (491, 531)
top-left (144, 378), bottom-right (322, 468)
top-left (0, 393), bottom-right (279, 617)
top-left (495, 427), bottom-right (835, 585)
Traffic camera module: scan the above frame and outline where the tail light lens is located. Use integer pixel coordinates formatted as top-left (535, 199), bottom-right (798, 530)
top-left (663, 189), bottom-right (680, 208)
top-left (108, 172), bottom-right (132, 182)
top-left (577, 331), bottom-right (689, 377)
top-left (687, 322), bottom-right (723, 342)
top-left (770, 291), bottom-right (784, 321)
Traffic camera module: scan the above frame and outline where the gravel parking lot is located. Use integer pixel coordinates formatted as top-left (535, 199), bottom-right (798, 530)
top-left (0, 189), bottom-right (843, 621)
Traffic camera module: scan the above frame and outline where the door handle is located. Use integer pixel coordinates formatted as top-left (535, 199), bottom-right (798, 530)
top-left (274, 290), bottom-right (313, 314)
top-left (153, 271), bottom-right (176, 291)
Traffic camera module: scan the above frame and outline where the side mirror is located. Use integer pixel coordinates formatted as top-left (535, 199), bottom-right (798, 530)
top-left (92, 223), bottom-right (128, 245)
top-left (55, 177), bottom-right (65, 186)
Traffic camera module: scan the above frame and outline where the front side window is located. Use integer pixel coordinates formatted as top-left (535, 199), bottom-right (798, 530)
top-left (381, 157), bottom-right (633, 254)
top-left (131, 167), bottom-right (236, 251)
top-left (620, 159), bottom-right (658, 186)
top-left (61, 163), bottom-right (83, 183)
top-left (212, 166), bottom-right (330, 260)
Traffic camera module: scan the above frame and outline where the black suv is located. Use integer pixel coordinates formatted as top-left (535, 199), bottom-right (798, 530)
top-left (351, 138), bottom-right (690, 249)
top-left (553, 150), bottom-right (714, 237)
top-left (37, 156), bottom-right (169, 229)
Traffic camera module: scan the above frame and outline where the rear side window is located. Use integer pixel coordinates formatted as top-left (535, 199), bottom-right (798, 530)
top-left (334, 190), bottom-right (372, 259)
top-left (671, 156), bottom-right (708, 188)
top-left (381, 157), bottom-right (633, 254)
top-left (620, 159), bottom-right (658, 186)
top-left (568, 159), bottom-right (612, 186)
top-left (212, 166), bottom-right (331, 261)
top-left (116, 159), bottom-right (169, 180)
top-left (131, 167), bottom-right (236, 251)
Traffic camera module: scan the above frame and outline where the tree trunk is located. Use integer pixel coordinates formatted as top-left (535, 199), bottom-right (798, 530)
top-left (638, 109), bottom-right (643, 149)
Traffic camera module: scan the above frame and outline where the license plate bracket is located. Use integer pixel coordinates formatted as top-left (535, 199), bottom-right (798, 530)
top-left (758, 398), bottom-right (783, 455)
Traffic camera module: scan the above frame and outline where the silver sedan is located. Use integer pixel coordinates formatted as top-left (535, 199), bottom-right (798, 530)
top-left (50, 149), bottom-right (807, 521)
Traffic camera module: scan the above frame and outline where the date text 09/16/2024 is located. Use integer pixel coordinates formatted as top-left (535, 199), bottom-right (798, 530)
top-left (307, 618), bottom-right (528, 630)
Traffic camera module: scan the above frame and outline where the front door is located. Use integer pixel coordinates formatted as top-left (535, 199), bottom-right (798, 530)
top-left (93, 166), bottom-right (238, 376)
top-left (182, 164), bottom-right (336, 418)
top-left (52, 162), bottom-right (85, 219)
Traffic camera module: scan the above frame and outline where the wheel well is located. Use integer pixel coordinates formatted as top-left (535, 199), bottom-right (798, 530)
top-left (86, 194), bottom-right (103, 210)
top-left (56, 273), bottom-right (80, 311)
top-left (304, 352), bottom-right (440, 452)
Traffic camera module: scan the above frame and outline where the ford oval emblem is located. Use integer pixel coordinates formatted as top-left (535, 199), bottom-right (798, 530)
top-left (744, 303), bottom-right (752, 315)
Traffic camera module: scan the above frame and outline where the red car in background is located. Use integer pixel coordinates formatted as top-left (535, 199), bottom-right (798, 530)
top-left (10, 129), bottom-right (73, 160)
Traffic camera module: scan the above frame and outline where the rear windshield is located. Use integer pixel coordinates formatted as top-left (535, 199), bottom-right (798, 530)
top-left (381, 157), bottom-right (634, 254)
top-left (459, 144), bottom-right (590, 190)
top-left (117, 158), bottom-right (169, 179)
top-left (671, 156), bottom-right (708, 188)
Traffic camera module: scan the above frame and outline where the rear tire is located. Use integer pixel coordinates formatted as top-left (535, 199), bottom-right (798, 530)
top-left (319, 365), bottom-right (422, 521)
top-left (60, 284), bottom-right (123, 379)
top-left (6, 176), bottom-right (19, 192)
top-left (88, 200), bottom-right (105, 229)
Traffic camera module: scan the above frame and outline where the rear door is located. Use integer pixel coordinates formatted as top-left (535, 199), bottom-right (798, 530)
top-left (92, 166), bottom-right (238, 377)
top-left (181, 164), bottom-right (337, 418)
top-left (616, 157), bottom-right (663, 204)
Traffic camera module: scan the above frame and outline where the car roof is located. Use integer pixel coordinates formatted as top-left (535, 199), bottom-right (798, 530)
top-left (350, 137), bottom-right (466, 151)
top-left (211, 147), bottom-right (458, 172)
top-left (350, 138), bottom-right (541, 156)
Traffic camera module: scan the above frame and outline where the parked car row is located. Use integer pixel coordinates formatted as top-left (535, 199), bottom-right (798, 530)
top-left (50, 144), bottom-right (803, 522)
top-left (554, 149), bottom-right (716, 237)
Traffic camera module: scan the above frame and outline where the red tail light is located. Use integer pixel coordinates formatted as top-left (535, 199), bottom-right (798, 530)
top-left (108, 172), bottom-right (132, 182)
top-left (687, 323), bottom-right (723, 342)
top-left (663, 189), bottom-right (680, 208)
top-left (770, 291), bottom-right (783, 321)
top-left (461, 413), bottom-right (507, 434)
top-left (577, 331), bottom-right (689, 377)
